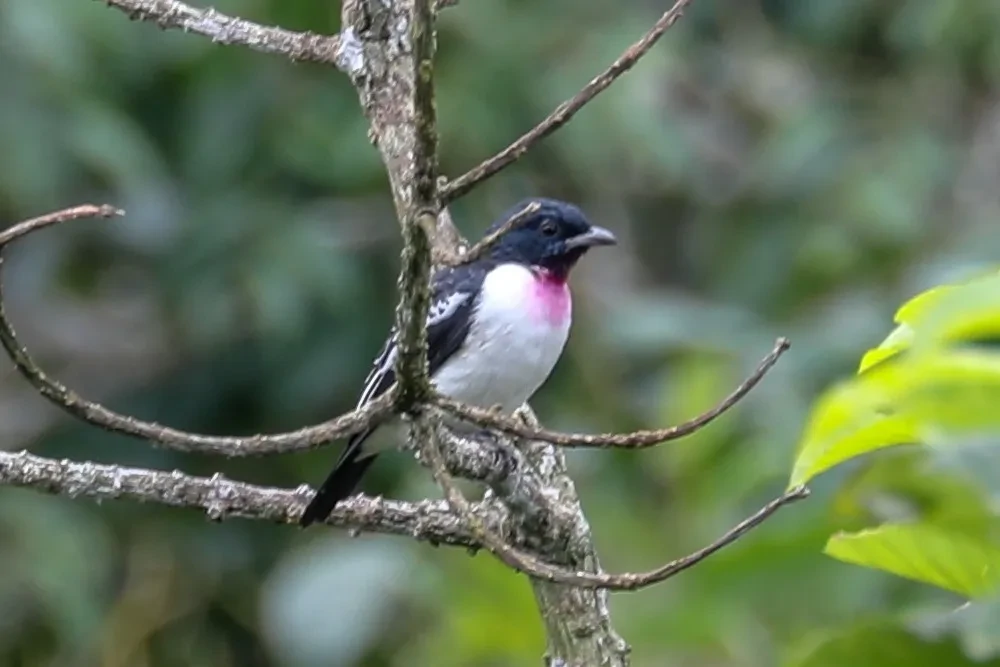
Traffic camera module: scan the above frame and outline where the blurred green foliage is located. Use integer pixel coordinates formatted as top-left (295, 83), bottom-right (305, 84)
top-left (784, 269), bottom-right (1000, 664)
top-left (3, 0), bottom-right (1000, 665)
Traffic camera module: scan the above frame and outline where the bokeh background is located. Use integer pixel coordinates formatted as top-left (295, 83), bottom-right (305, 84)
top-left (2, 0), bottom-right (1000, 665)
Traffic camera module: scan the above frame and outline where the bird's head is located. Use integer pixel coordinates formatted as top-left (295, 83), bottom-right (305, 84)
top-left (486, 198), bottom-right (616, 280)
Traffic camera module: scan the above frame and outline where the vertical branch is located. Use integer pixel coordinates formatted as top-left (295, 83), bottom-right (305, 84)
top-left (504, 418), bottom-right (631, 666)
top-left (394, 216), bottom-right (434, 407)
top-left (418, 415), bottom-right (631, 665)
top-left (340, 0), bottom-right (462, 255)
top-left (529, 469), bottom-right (631, 666)
top-left (411, 0), bottom-right (439, 210)
top-left (341, 0), bottom-right (441, 406)
top-left (392, 0), bottom-right (438, 407)
top-left (339, 1), bottom-right (634, 660)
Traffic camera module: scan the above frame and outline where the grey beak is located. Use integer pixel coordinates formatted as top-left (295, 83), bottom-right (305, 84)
top-left (565, 225), bottom-right (617, 249)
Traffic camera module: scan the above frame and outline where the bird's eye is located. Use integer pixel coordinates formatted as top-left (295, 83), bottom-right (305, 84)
top-left (540, 220), bottom-right (558, 236)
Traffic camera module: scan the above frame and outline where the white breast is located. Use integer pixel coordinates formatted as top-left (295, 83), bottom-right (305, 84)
top-left (432, 263), bottom-right (572, 413)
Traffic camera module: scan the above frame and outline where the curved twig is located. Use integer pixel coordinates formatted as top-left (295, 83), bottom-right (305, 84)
top-left (440, 0), bottom-right (698, 202)
top-left (0, 207), bottom-right (787, 460)
top-left (416, 416), bottom-right (808, 591)
top-left (436, 337), bottom-right (790, 448)
top-left (439, 201), bottom-right (541, 266)
top-left (0, 205), bottom-right (395, 455)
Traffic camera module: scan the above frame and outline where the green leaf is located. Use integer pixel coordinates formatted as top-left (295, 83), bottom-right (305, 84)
top-left (790, 349), bottom-right (1000, 487)
top-left (832, 448), bottom-right (996, 530)
top-left (789, 622), bottom-right (1000, 667)
top-left (858, 322), bottom-right (914, 373)
top-left (859, 271), bottom-right (1000, 373)
top-left (899, 351), bottom-right (1000, 435)
top-left (825, 523), bottom-right (1000, 598)
top-left (789, 369), bottom-right (918, 488)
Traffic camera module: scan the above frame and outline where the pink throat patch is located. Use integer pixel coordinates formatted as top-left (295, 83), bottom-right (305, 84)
top-left (530, 269), bottom-right (571, 326)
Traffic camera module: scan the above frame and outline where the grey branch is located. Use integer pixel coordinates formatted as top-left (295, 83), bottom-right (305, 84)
top-left (9, 2), bottom-right (793, 665)
top-left (103, 0), bottom-right (345, 66)
top-left (422, 413), bottom-right (632, 664)
top-left (0, 206), bottom-right (789, 460)
top-left (436, 337), bottom-right (790, 448)
top-left (439, 201), bottom-right (542, 267)
top-left (441, 0), bottom-right (699, 202)
top-left (390, 0), bottom-right (441, 408)
top-left (339, 0), bottom-right (464, 256)
top-left (418, 415), bottom-right (810, 591)
top-left (0, 207), bottom-right (398, 456)
top-left (0, 448), bottom-right (497, 546)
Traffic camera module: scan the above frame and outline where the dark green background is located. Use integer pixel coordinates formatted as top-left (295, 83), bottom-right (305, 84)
top-left (1, 0), bottom-right (999, 665)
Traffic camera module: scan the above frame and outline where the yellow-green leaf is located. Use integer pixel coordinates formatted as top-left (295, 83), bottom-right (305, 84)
top-left (789, 367), bottom-right (918, 488)
top-left (858, 272), bottom-right (1000, 373)
top-left (901, 351), bottom-right (1000, 433)
top-left (825, 524), bottom-right (1000, 598)
top-left (791, 349), bottom-right (1000, 487)
top-left (858, 322), bottom-right (913, 373)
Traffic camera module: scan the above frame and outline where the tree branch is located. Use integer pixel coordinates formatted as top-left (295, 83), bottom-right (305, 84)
top-left (438, 201), bottom-right (542, 266)
top-left (393, 212), bottom-right (435, 408)
top-left (0, 206), bottom-right (785, 458)
top-left (103, 0), bottom-right (346, 66)
top-left (339, 0), bottom-right (464, 256)
top-left (513, 407), bottom-right (630, 665)
top-left (6, 2), bottom-right (796, 664)
top-left (437, 337), bottom-right (790, 448)
top-left (0, 448), bottom-right (499, 546)
top-left (0, 203), bottom-right (123, 243)
top-left (420, 415), bottom-right (632, 664)
top-left (391, 0), bottom-right (440, 408)
top-left (440, 0), bottom-right (699, 202)
top-left (0, 205), bottom-right (399, 455)
top-left (419, 415), bottom-right (808, 590)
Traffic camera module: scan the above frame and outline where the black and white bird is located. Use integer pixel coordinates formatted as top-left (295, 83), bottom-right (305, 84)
top-left (299, 198), bottom-right (616, 527)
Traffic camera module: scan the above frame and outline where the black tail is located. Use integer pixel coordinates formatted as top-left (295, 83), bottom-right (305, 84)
top-left (299, 436), bottom-right (378, 527)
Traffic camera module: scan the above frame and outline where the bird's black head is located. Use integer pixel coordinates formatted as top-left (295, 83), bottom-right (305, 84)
top-left (486, 198), bottom-right (616, 280)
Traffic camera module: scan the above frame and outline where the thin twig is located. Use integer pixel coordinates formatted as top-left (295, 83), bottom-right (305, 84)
top-left (0, 204), bottom-right (123, 244)
top-left (0, 208), bottom-right (786, 458)
top-left (0, 448), bottom-right (489, 546)
top-left (416, 417), bottom-right (808, 591)
top-left (0, 205), bottom-right (396, 455)
top-left (103, 0), bottom-right (344, 66)
top-left (440, 201), bottom-right (541, 266)
top-left (437, 338), bottom-right (790, 448)
top-left (440, 0), bottom-right (698, 202)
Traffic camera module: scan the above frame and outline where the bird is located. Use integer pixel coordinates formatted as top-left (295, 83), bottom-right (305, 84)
top-left (298, 198), bottom-right (616, 527)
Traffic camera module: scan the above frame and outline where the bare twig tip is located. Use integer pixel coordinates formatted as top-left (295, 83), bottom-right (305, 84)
top-left (445, 201), bottom-right (541, 267)
top-left (786, 485), bottom-right (810, 500)
top-left (436, 335), bottom-right (791, 450)
top-left (100, 205), bottom-right (126, 218)
top-left (423, 405), bottom-right (810, 591)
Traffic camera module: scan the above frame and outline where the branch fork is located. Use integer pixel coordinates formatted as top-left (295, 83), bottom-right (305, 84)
top-left (0, 200), bottom-right (799, 593)
top-left (4, 0), bottom-right (803, 664)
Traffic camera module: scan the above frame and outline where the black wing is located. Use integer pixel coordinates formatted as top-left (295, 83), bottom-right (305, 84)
top-left (354, 264), bottom-right (484, 408)
top-left (299, 265), bottom-right (484, 526)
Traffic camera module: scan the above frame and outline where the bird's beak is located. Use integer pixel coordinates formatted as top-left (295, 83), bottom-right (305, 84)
top-left (565, 226), bottom-right (617, 249)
